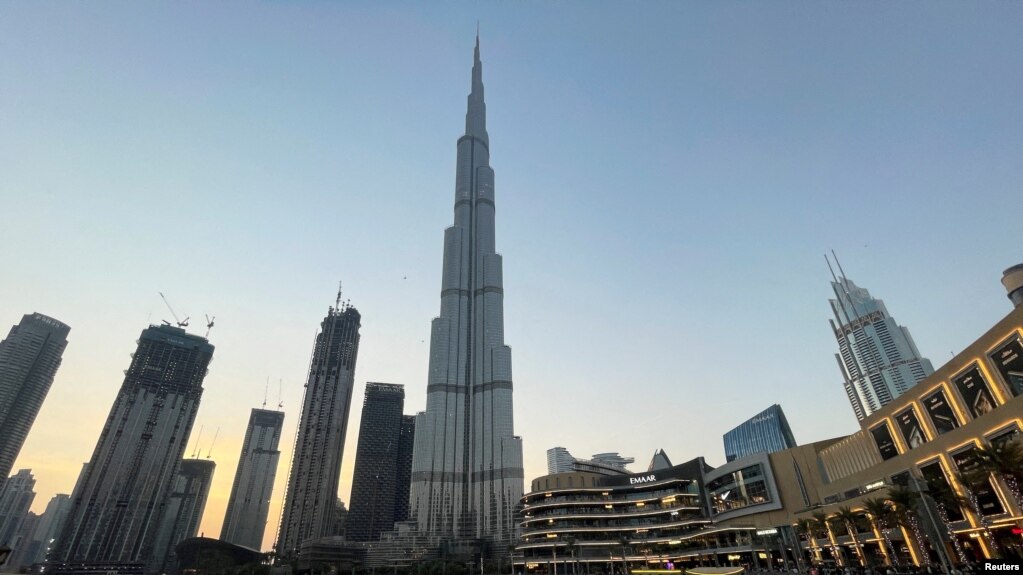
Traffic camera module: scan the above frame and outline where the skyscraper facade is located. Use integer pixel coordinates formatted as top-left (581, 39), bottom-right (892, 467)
top-left (13, 493), bottom-right (71, 567)
top-left (828, 273), bottom-right (934, 421)
top-left (221, 408), bottom-right (285, 551)
top-left (151, 458), bottom-right (216, 574)
top-left (0, 313), bottom-right (70, 487)
top-left (52, 324), bottom-right (214, 571)
top-left (722, 404), bottom-right (797, 462)
top-left (6, 511), bottom-right (40, 569)
top-left (409, 36), bottom-right (524, 548)
top-left (347, 383), bottom-right (414, 542)
top-left (276, 303), bottom-right (361, 557)
top-left (0, 469), bottom-right (36, 547)
top-left (395, 415), bottom-right (415, 524)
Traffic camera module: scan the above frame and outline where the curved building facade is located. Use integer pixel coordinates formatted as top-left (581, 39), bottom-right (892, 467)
top-left (518, 459), bottom-right (765, 573)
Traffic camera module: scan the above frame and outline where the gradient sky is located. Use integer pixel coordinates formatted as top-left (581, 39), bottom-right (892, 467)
top-left (2, 2), bottom-right (1021, 552)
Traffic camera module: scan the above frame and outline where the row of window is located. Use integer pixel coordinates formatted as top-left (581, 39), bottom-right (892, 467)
top-left (870, 332), bottom-right (1023, 460)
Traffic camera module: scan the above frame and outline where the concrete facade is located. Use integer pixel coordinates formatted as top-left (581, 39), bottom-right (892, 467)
top-left (277, 304), bottom-right (361, 557)
top-left (52, 324), bottom-right (213, 572)
top-left (220, 408), bottom-right (284, 551)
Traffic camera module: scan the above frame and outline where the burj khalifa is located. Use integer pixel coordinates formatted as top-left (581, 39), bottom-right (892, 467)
top-left (409, 35), bottom-right (524, 548)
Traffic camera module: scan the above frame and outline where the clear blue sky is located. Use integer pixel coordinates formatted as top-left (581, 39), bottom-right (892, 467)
top-left (2, 2), bottom-right (1021, 549)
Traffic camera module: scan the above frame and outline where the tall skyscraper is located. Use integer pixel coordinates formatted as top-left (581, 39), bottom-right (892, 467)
top-left (11, 493), bottom-right (72, 567)
top-left (151, 458), bottom-right (216, 574)
top-left (395, 415), bottom-right (415, 524)
top-left (52, 324), bottom-right (213, 571)
top-left (0, 469), bottom-right (36, 547)
top-left (347, 383), bottom-right (415, 542)
top-left (221, 408), bottom-right (284, 551)
top-left (409, 35), bottom-right (524, 548)
top-left (722, 404), bottom-right (797, 462)
top-left (276, 302), bottom-right (361, 557)
top-left (828, 263), bottom-right (934, 421)
top-left (6, 511), bottom-right (40, 569)
top-left (0, 313), bottom-right (70, 487)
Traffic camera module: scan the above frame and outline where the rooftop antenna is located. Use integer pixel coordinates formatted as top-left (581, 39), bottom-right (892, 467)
top-left (263, 377), bottom-right (269, 409)
top-left (158, 292), bottom-right (189, 328)
top-left (335, 281), bottom-right (343, 311)
top-left (278, 378), bottom-right (283, 411)
top-left (206, 427), bottom-right (220, 459)
top-left (190, 425), bottom-right (204, 458)
top-left (204, 314), bottom-right (215, 338)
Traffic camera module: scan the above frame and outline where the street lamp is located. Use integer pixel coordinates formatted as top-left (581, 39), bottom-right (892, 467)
top-left (909, 473), bottom-right (953, 575)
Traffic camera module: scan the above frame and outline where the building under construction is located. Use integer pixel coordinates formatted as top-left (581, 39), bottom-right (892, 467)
top-left (276, 299), bottom-right (361, 559)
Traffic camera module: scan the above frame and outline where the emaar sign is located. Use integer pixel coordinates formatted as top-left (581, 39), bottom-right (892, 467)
top-left (629, 474), bottom-right (657, 485)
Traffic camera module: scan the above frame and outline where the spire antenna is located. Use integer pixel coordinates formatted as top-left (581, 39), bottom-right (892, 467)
top-left (335, 281), bottom-right (343, 310)
top-left (263, 377), bottom-right (269, 409)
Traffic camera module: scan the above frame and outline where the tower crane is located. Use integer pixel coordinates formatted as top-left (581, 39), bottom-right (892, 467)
top-left (158, 292), bottom-right (189, 328)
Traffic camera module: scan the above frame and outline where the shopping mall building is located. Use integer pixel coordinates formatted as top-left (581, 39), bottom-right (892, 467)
top-left (517, 270), bottom-right (1023, 573)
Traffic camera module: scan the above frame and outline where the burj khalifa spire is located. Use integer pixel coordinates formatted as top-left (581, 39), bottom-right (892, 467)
top-left (409, 34), bottom-right (524, 547)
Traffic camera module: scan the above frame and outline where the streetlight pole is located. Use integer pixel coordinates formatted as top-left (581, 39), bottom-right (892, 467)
top-left (910, 473), bottom-right (953, 575)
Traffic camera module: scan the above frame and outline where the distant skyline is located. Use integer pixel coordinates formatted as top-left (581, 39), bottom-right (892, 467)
top-left (2, 2), bottom-right (1021, 551)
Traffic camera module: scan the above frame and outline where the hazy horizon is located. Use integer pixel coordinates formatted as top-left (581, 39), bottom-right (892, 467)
top-left (2, 2), bottom-right (1021, 551)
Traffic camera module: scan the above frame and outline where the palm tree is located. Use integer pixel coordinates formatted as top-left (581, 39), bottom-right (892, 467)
top-left (862, 497), bottom-right (896, 566)
top-left (834, 506), bottom-right (866, 566)
top-left (973, 438), bottom-right (1023, 507)
top-left (564, 536), bottom-right (579, 575)
top-left (812, 511), bottom-right (842, 566)
top-left (923, 477), bottom-right (972, 564)
top-left (507, 543), bottom-right (518, 575)
top-left (953, 469), bottom-right (1004, 558)
top-left (796, 518), bottom-right (822, 563)
top-left (887, 485), bottom-right (930, 566)
top-left (618, 536), bottom-right (631, 575)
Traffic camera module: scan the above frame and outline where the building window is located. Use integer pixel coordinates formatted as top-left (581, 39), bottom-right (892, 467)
top-left (922, 388), bottom-right (960, 435)
top-left (988, 332), bottom-right (1023, 397)
top-left (953, 365), bottom-right (997, 419)
top-left (918, 460), bottom-right (965, 522)
top-left (950, 446), bottom-right (1006, 516)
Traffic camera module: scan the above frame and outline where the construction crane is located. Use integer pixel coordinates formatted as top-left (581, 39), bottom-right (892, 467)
top-left (158, 292), bottom-right (189, 328)
top-left (206, 427), bottom-right (220, 459)
top-left (204, 314), bottom-right (215, 338)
